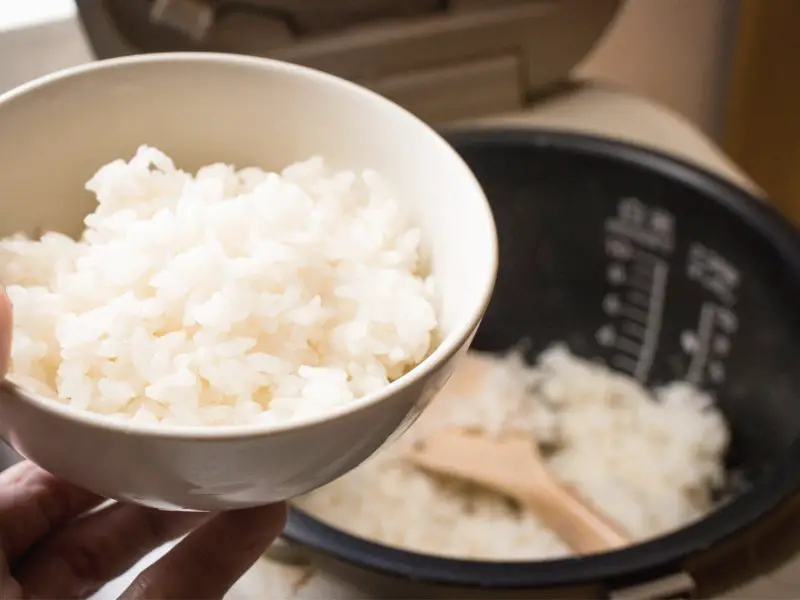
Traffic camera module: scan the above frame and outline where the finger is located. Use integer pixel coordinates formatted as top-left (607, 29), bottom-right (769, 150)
top-left (121, 503), bottom-right (287, 600)
top-left (0, 286), bottom-right (12, 377)
top-left (0, 462), bottom-right (102, 560)
top-left (0, 550), bottom-right (23, 600)
top-left (15, 503), bottom-right (210, 599)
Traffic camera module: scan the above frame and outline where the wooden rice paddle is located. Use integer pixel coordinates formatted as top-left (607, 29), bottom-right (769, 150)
top-left (407, 354), bottom-right (631, 555)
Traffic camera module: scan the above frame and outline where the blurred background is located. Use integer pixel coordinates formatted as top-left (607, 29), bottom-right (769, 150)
top-left (1, 0), bottom-right (797, 223)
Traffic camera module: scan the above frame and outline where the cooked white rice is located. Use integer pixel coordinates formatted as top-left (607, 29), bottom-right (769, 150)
top-left (296, 345), bottom-right (729, 559)
top-left (1, 146), bottom-right (438, 427)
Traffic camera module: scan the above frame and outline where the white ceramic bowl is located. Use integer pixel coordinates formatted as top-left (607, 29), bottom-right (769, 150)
top-left (0, 53), bottom-right (497, 511)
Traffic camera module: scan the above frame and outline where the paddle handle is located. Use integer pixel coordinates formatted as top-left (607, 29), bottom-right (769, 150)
top-left (522, 481), bottom-right (631, 554)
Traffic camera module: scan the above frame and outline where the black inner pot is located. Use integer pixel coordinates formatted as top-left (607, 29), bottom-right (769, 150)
top-left (284, 129), bottom-right (800, 593)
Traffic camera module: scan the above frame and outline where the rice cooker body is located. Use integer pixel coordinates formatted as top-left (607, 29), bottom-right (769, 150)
top-left (283, 129), bottom-right (800, 598)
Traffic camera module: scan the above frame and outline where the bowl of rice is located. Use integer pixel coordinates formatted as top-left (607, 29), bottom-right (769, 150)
top-left (273, 129), bottom-right (800, 598)
top-left (0, 53), bottom-right (497, 511)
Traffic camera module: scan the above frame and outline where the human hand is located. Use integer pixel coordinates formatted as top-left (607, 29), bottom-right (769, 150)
top-left (0, 292), bottom-right (287, 599)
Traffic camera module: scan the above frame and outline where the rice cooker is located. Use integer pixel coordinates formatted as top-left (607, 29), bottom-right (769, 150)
top-left (68, 2), bottom-right (800, 599)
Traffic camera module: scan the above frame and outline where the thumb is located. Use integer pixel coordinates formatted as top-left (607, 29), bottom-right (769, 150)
top-left (0, 288), bottom-right (11, 378)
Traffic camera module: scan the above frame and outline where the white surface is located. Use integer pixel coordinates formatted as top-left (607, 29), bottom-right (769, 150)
top-left (0, 0), bottom-right (77, 32)
top-left (0, 0), bottom-right (93, 94)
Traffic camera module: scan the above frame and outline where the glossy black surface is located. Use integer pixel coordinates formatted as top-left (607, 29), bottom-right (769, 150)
top-left (285, 129), bottom-right (800, 592)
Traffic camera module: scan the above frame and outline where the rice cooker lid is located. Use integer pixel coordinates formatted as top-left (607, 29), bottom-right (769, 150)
top-left (75, 0), bottom-right (622, 124)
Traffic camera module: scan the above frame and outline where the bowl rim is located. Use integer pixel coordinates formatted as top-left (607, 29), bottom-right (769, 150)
top-left (283, 127), bottom-right (800, 590)
top-left (0, 52), bottom-right (499, 440)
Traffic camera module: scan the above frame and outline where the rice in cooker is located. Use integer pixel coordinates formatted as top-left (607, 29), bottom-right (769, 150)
top-left (296, 345), bottom-right (730, 559)
top-left (0, 147), bottom-right (437, 427)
